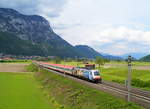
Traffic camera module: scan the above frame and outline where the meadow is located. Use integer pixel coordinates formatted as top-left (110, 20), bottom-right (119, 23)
top-left (100, 67), bottom-right (150, 90)
top-left (0, 72), bottom-right (58, 109)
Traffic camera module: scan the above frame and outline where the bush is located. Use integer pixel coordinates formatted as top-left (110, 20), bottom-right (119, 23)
top-left (26, 64), bottom-right (39, 72)
top-left (131, 79), bottom-right (150, 88)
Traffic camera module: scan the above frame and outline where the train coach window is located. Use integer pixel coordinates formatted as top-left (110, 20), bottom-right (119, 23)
top-left (94, 71), bottom-right (100, 76)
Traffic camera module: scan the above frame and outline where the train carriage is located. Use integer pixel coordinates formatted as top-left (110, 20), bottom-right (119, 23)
top-left (39, 62), bottom-right (102, 83)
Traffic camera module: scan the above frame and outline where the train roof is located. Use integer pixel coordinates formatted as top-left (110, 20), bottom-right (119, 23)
top-left (42, 62), bottom-right (75, 69)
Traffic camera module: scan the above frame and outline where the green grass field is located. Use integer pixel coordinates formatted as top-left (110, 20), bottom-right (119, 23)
top-left (0, 72), bottom-right (56, 109)
top-left (100, 67), bottom-right (150, 90)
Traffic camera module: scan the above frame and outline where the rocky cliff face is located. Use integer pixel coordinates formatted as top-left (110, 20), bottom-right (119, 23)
top-left (0, 8), bottom-right (79, 57)
top-left (0, 8), bottom-right (51, 42)
top-left (0, 8), bottom-right (70, 47)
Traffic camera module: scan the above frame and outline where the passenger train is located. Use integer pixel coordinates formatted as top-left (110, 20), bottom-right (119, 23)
top-left (38, 62), bottom-right (102, 83)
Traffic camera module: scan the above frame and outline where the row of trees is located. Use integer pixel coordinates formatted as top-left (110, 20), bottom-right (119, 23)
top-left (95, 56), bottom-right (109, 68)
top-left (37, 56), bottom-right (109, 67)
top-left (53, 56), bottom-right (109, 68)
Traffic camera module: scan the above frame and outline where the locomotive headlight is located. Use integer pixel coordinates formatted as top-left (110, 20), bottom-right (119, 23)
top-left (94, 76), bottom-right (101, 79)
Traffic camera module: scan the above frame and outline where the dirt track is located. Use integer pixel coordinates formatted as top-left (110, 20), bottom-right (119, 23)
top-left (133, 66), bottom-right (150, 70)
top-left (0, 63), bottom-right (29, 72)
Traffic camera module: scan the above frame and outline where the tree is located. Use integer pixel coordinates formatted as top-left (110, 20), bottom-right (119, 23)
top-left (95, 56), bottom-right (105, 68)
top-left (54, 57), bottom-right (61, 64)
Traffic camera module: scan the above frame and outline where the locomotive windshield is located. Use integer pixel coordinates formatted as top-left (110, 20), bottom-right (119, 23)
top-left (94, 71), bottom-right (100, 76)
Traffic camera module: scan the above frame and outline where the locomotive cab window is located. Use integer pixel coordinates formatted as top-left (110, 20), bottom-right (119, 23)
top-left (90, 72), bottom-right (92, 75)
top-left (94, 71), bottom-right (100, 76)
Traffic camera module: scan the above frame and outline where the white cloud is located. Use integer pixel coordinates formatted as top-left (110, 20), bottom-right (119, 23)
top-left (50, 0), bottom-right (150, 55)
top-left (0, 0), bottom-right (67, 17)
top-left (54, 24), bottom-right (150, 55)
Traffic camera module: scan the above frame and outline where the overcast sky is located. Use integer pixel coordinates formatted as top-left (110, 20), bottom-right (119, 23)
top-left (0, 0), bottom-right (150, 55)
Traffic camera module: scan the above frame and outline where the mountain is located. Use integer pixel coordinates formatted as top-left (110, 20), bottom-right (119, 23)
top-left (121, 53), bottom-right (147, 59)
top-left (75, 45), bottom-right (123, 60)
top-left (140, 55), bottom-right (150, 62)
top-left (0, 8), bottom-right (126, 59)
top-left (0, 8), bottom-right (81, 57)
top-left (101, 53), bottom-right (123, 60)
top-left (75, 45), bottom-right (102, 59)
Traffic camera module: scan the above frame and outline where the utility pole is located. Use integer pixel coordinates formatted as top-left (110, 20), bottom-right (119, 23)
top-left (127, 55), bottom-right (132, 101)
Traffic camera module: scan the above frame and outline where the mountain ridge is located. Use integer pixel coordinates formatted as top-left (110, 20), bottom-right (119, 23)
top-left (140, 55), bottom-right (150, 61)
top-left (0, 8), bottom-right (82, 57)
top-left (120, 53), bottom-right (147, 59)
top-left (75, 45), bottom-right (103, 59)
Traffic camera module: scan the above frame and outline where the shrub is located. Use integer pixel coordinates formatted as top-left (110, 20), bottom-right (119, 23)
top-left (131, 79), bottom-right (150, 88)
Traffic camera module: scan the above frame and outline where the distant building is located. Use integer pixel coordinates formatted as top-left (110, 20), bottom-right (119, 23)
top-left (2, 57), bottom-right (13, 60)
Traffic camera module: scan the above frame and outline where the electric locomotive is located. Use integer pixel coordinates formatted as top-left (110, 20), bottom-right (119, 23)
top-left (38, 62), bottom-right (102, 83)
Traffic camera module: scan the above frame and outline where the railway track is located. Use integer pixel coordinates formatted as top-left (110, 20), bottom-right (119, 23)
top-left (36, 63), bottom-right (150, 109)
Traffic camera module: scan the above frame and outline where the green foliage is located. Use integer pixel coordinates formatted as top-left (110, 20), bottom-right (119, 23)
top-left (53, 57), bottom-right (61, 64)
top-left (95, 56), bottom-right (106, 68)
top-left (131, 79), bottom-right (150, 88)
top-left (26, 64), bottom-right (39, 72)
top-left (31, 64), bottom-right (143, 109)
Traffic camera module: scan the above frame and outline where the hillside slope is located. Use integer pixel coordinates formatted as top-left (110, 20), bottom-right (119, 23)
top-left (0, 32), bottom-right (82, 57)
top-left (0, 8), bottom-right (80, 57)
top-left (121, 53), bottom-right (147, 59)
top-left (75, 45), bottom-right (102, 58)
top-left (140, 55), bottom-right (150, 61)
